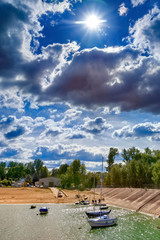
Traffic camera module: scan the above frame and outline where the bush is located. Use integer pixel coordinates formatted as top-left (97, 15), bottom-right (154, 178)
top-left (2, 179), bottom-right (11, 186)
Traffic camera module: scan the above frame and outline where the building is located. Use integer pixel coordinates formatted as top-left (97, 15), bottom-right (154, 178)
top-left (38, 177), bottom-right (61, 187)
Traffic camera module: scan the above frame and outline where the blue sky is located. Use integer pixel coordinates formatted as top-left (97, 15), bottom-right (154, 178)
top-left (1, 0), bottom-right (160, 171)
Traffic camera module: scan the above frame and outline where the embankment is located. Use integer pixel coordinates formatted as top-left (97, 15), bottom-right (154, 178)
top-left (95, 188), bottom-right (160, 216)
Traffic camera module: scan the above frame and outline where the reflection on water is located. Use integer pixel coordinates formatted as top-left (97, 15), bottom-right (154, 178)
top-left (0, 204), bottom-right (160, 240)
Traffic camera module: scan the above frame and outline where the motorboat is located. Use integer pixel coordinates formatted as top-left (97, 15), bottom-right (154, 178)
top-left (88, 215), bottom-right (118, 228)
top-left (85, 209), bottom-right (111, 218)
top-left (39, 207), bottom-right (48, 214)
top-left (75, 200), bottom-right (90, 205)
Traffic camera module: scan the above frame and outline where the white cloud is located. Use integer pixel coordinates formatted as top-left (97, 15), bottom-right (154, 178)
top-left (128, 5), bottom-right (160, 61)
top-left (113, 122), bottom-right (160, 141)
top-left (118, 3), bottom-right (128, 16)
top-left (131, 0), bottom-right (147, 7)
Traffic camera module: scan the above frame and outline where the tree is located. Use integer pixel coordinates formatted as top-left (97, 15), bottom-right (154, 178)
top-left (39, 166), bottom-right (49, 178)
top-left (0, 162), bottom-right (6, 180)
top-left (110, 164), bottom-right (121, 187)
top-left (122, 147), bottom-right (141, 162)
top-left (152, 161), bottom-right (160, 187)
top-left (33, 159), bottom-right (43, 179)
top-left (58, 164), bottom-right (69, 175)
top-left (70, 159), bottom-right (81, 187)
top-left (51, 168), bottom-right (59, 177)
top-left (106, 148), bottom-right (119, 172)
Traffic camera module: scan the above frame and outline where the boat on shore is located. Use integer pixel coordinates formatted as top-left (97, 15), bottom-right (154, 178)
top-left (88, 215), bottom-right (118, 228)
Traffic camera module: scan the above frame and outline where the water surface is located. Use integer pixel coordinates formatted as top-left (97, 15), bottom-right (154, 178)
top-left (0, 204), bottom-right (159, 240)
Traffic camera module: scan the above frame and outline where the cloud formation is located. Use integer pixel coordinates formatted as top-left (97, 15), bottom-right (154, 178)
top-left (113, 122), bottom-right (160, 141)
top-left (118, 3), bottom-right (128, 16)
top-left (81, 117), bottom-right (112, 135)
top-left (131, 0), bottom-right (147, 7)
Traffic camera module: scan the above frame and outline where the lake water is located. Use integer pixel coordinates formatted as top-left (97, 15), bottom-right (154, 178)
top-left (0, 204), bottom-right (160, 240)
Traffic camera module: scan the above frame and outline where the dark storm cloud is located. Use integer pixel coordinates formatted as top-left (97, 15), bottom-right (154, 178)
top-left (4, 126), bottom-right (25, 139)
top-left (113, 122), bottom-right (160, 140)
top-left (0, 2), bottom-right (29, 75)
top-left (1, 1), bottom-right (160, 115)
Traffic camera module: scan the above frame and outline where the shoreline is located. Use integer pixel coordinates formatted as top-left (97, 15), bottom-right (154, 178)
top-left (1, 187), bottom-right (160, 217)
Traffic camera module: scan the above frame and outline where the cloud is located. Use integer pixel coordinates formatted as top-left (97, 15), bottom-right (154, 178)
top-left (46, 129), bottom-right (61, 137)
top-left (118, 3), bottom-right (128, 16)
top-left (0, 148), bottom-right (18, 158)
top-left (131, 0), bottom-right (147, 7)
top-left (4, 126), bottom-right (26, 139)
top-left (1, 0), bottom-right (160, 118)
top-left (128, 5), bottom-right (160, 61)
top-left (81, 117), bottom-right (112, 134)
top-left (113, 122), bottom-right (160, 141)
top-left (0, 117), bottom-right (14, 129)
top-left (68, 133), bottom-right (86, 139)
top-left (32, 144), bottom-right (103, 165)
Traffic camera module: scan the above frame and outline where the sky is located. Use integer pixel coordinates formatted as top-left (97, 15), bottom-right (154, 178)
top-left (1, 0), bottom-right (160, 171)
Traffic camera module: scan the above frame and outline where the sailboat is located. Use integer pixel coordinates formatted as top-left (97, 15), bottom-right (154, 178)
top-left (88, 214), bottom-right (118, 228)
top-left (87, 157), bottom-right (118, 228)
top-left (85, 157), bottom-right (111, 218)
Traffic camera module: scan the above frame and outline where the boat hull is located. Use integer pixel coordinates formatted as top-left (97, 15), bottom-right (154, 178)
top-left (88, 216), bottom-right (117, 228)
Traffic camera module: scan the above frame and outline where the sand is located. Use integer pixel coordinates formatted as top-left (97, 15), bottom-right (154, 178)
top-left (0, 187), bottom-right (97, 204)
top-left (1, 187), bottom-right (160, 216)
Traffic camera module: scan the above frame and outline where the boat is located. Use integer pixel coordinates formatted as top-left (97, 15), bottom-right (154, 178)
top-left (88, 215), bottom-right (118, 228)
top-left (75, 200), bottom-right (90, 205)
top-left (85, 209), bottom-right (111, 218)
top-left (100, 205), bottom-right (108, 210)
top-left (86, 157), bottom-right (109, 217)
top-left (30, 205), bottom-right (36, 209)
top-left (39, 207), bottom-right (48, 214)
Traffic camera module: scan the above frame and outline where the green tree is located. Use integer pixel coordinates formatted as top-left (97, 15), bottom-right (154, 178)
top-left (110, 164), bottom-right (121, 187)
top-left (121, 165), bottom-right (128, 187)
top-left (106, 148), bottom-right (119, 172)
top-left (33, 159), bottom-right (43, 179)
top-left (152, 161), bottom-right (160, 187)
top-left (58, 164), bottom-right (69, 175)
top-left (0, 162), bottom-right (6, 180)
top-left (51, 168), bottom-right (59, 177)
top-left (60, 173), bottom-right (72, 188)
top-left (70, 159), bottom-right (81, 188)
top-left (39, 166), bottom-right (49, 178)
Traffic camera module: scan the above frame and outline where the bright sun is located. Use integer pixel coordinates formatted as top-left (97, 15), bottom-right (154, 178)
top-left (75, 13), bottom-right (106, 31)
top-left (85, 15), bottom-right (100, 30)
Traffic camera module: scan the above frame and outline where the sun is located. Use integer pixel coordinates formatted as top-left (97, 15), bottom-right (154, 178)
top-left (75, 13), bottom-right (106, 31)
top-left (85, 15), bottom-right (100, 30)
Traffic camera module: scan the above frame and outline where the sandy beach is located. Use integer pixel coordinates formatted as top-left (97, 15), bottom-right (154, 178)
top-left (1, 187), bottom-right (160, 217)
top-left (0, 187), bottom-right (96, 204)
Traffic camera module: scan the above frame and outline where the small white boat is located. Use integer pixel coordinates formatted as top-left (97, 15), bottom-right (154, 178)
top-left (88, 215), bottom-right (117, 228)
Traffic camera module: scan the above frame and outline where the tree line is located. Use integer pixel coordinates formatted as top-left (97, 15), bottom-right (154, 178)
top-left (0, 147), bottom-right (160, 189)
top-left (0, 159), bottom-right (100, 189)
top-left (104, 147), bottom-right (160, 188)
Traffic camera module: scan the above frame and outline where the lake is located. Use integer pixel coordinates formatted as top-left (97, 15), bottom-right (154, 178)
top-left (0, 204), bottom-right (160, 240)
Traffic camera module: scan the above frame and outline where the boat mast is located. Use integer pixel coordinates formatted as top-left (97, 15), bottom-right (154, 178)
top-left (100, 157), bottom-right (103, 203)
